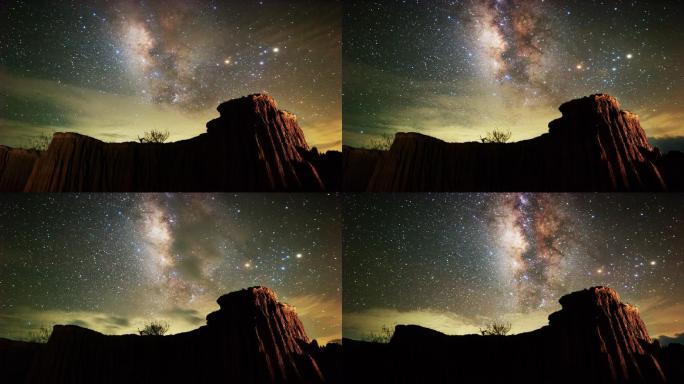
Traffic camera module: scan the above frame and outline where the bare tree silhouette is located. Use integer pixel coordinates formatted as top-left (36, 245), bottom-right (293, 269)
top-left (479, 321), bottom-right (512, 336)
top-left (138, 320), bottom-right (170, 336)
top-left (138, 130), bottom-right (170, 144)
top-left (480, 130), bottom-right (512, 144)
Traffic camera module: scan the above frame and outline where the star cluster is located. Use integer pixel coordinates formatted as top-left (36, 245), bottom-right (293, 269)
top-left (343, 194), bottom-right (684, 341)
top-left (344, 0), bottom-right (684, 151)
top-left (0, 194), bottom-right (341, 343)
top-left (0, 0), bottom-right (341, 151)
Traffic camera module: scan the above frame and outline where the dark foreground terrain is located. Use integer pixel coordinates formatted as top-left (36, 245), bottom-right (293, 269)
top-left (0, 287), bottom-right (341, 384)
top-left (345, 287), bottom-right (684, 383)
top-left (0, 94), bottom-right (340, 192)
top-left (344, 94), bottom-right (684, 191)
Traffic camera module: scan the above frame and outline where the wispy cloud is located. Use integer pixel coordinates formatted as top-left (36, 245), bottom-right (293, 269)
top-left (286, 294), bottom-right (341, 344)
top-left (0, 296), bottom-right (339, 344)
top-left (635, 295), bottom-right (684, 340)
top-left (0, 305), bottom-right (212, 340)
top-left (641, 111), bottom-right (684, 139)
top-left (0, 70), bottom-right (339, 151)
top-left (0, 70), bottom-right (209, 147)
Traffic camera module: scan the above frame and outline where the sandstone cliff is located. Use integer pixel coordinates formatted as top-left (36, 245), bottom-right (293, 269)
top-left (0, 287), bottom-right (339, 384)
top-left (344, 94), bottom-right (682, 191)
top-left (0, 146), bottom-right (40, 191)
top-left (0, 94), bottom-right (340, 192)
top-left (344, 287), bottom-right (681, 383)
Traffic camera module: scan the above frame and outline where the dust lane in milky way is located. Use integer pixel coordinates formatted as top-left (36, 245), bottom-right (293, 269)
top-left (0, 194), bottom-right (341, 344)
top-left (343, 193), bottom-right (684, 343)
top-left (0, 0), bottom-right (341, 151)
top-left (344, 0), bottom-right (684, 152)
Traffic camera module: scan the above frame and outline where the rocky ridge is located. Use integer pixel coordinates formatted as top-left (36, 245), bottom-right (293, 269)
top-left (0, 94), bottom-right (339, 192)
top-left (344, 94), bottom-right (682, 191)
top-left (0, 286), bottom-right (339, 384)
top-left (344, 286), bottom-right (681, 383)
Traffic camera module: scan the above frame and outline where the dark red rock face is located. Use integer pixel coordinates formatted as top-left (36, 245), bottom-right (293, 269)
top-left (346, 94), bottom-right (678, 191)
top-left (2, 287), bottom-right (335, 384)
top-left (0, 338), bottom-right (42, 383)
top-left (0, 146), bottom-right (40, 191)
top-left (341, 146), bottom-right (385, 191)
top-left (0, 94), bottom-right (339, 192)
top-left (344, 287), bottom-right (678, 384)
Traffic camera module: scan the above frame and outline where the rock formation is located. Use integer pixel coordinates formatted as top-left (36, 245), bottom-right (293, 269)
top-left (341, 146), bottom-right (384, 192)
top-left (344, 94), bottom-right (683, 191)
top-left (344, 287), bottom-right (682, 383)
top-left (0, 94), bottom-right (340, 192)
top-left (0, 287), bottom-right (340, 384)
top-left (0, 146), bottom-right (40, 192)
top-left (0, 338), bottom-right (42, 383)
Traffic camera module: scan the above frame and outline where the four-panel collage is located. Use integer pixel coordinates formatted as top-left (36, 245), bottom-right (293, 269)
top-left (0, 1), bottom-right (683, 383)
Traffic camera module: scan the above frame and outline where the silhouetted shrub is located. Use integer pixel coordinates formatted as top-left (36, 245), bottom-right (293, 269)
top-left (26, 325), bottom-right (52, 343)
top-left (138, 129), bottom-right (170, 144)
top-left (479, 321), bottom-right (512, 336)
top-left (367, 133), bottom-right (394, 151)
top-left (24, 132), bottom-right (52, 151)
top-left (138, 320), bottom-right (169, 336)
top-left (480, 129), bottom-right (512, 143)
top-left (362, 325), bottom-right (394, 343)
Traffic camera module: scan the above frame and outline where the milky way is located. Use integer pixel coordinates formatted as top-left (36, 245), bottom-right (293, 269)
top-left (490, 194), bottom-right (572, 311)
top-left (344, 0), bottom-right (684, 149)
top-left (0, 194), bottom-right (341, 343)
top-left (343, 194), bottom-right (684, 341)
top-left (470, 0), bottom-right (554, 101)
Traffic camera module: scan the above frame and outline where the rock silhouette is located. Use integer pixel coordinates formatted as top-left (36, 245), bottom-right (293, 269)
top-left (0, 286), bottom-right (340, 384)
top-left (344, 287), bottom-right (683, 383)
top-left (344, 94), bottom-right (684, 191)
top-left (0, 146), bottom-right (40, 192)
top-left (0, 94), bottom-right (340, 192)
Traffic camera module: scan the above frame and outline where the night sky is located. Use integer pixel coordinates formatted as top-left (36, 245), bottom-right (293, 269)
top-left (343, 194), bottom-right (684, 343)
top-left (344, 0), bottom-right (684, 151)
top-left (0, 0), bottom-right (341, 151)
top-left (0, 194), bottom-right (341, 344)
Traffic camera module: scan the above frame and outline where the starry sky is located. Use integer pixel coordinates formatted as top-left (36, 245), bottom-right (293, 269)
top-left (0, 0), bottom-right (341, 151)
top-left (344, 0), bottom-right (684, 151)
top-left (0, 194), bottom-right (341, 344)
top-left (343, 193), bottom-right (684, 343)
